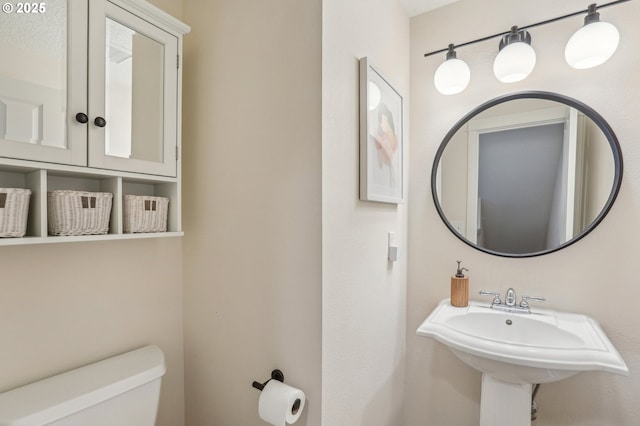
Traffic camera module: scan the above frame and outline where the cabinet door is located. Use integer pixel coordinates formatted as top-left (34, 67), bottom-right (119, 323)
top-left (0, 0), bottom-right (88, 165)
top-left (88, 0), bottom-right (178, 177)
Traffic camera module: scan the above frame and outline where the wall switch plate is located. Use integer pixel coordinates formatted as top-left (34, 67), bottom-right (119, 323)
top-left (388, 231), bottom-right (399, 262)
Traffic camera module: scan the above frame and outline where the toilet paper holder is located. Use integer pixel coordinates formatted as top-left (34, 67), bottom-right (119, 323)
top-left (252, 369), bottom-right (285, 392)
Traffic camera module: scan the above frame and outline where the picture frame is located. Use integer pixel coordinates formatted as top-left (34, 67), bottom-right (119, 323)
top-left (359, 57), bottom-right (404, 204)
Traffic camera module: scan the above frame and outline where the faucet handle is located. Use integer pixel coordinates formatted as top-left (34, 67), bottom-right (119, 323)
top-left (520, 295), bottom-right (546, 309)
top-left (479, 290), bottom-right (501, 305)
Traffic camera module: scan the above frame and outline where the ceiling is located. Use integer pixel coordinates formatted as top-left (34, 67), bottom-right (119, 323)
top-left (399, 0), bottom-right (460, 17)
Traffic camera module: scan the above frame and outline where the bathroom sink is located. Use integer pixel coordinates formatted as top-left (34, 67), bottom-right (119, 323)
top-left (417, 299), bottom-right (629, 384)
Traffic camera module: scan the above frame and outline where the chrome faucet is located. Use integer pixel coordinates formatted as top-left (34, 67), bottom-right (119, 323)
top-left (505, 288), bottom-right (517, 307)
top-left (479, 288), bottom-right (545, 313)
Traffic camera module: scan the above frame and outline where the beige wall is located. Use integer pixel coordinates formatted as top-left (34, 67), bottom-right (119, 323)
top-left (147, 0), bottom-right (182, 20)
top-left (181, 0), bottom-right (322, 425)
top-left (0, 239), bottom-right (185, 426)
top-left (0, 1), bottom-right (185, 425)
top-left (322, 0), bottom-right (409, 424)
top-left (407, 0), bottom-right (640, 424)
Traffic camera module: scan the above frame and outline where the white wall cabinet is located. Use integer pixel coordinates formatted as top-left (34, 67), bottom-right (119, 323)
top-left (0, 0), bottom-right (189, 244)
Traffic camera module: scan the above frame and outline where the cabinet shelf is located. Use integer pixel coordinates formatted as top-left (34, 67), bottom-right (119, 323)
top-left (0, 231), bottom-right (183, 246)
top-left (0, 163), bottom-right (182, 245)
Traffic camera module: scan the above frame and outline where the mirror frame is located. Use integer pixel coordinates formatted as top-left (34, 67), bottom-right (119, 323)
top-left (432, 91), bottom-right (623, 258)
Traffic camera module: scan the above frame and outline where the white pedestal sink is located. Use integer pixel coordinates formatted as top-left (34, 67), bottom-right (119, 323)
top-left (417, 299), bottom-right (629, 426)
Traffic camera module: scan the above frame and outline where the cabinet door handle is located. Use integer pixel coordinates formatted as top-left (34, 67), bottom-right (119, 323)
top-left (94, 116), bottom-right (107, 128)
top-left (75, 112), bottom-right (88, 124)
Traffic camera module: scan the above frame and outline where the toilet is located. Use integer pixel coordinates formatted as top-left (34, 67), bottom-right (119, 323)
top-left (0, 345), bottom-right (166, 426)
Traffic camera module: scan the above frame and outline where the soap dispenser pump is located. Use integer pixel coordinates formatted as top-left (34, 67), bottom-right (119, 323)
top-left (451, 260), bottom-right (469, 307)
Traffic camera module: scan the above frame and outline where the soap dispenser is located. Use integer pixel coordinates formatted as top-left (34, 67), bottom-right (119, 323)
top-left (450, 260), bottom-right (469, 307)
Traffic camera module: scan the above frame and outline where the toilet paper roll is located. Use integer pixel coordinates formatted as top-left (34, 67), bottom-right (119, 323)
top-left (258, 380), bottom-right (306, 426)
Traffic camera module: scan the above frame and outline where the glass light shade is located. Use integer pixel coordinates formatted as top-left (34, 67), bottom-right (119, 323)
top-left (493, 42), bottom-right (537, 83)
top-left (434, 58), bottom-right (471, 95)
top-left (565, 21), bottom-right (619, 69)
top-left (368, 82), bottom-right (381, 110)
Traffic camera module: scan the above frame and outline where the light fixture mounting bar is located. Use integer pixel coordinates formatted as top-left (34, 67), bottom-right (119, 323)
top-left (423, 0), bottom-right (630, 58)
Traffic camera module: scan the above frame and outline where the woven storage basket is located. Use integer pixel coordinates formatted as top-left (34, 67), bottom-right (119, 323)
top-left (0, 188), bottom-right (31, 237)
top-left (47, 190), bottom-right (113, 236)
top-left (124, 195), bottom-right (168, 233)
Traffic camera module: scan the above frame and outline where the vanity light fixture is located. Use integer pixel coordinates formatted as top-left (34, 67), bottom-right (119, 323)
top-left (565, 4), bottom-right (620, 69)
top-left (423, 0), bottom-right (629, 94)
top-left (493, 26), bottom-right (536, 83)
top-left (434, 44), bottom-right (471, 95)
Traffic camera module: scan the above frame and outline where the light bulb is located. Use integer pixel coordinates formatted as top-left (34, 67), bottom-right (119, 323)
top-left (565, 9), bottom-right (619, 70)
top-left (493, 42), bottom-right (537, 83)
top-left (433, 44), bottom-right (470, 95)
top-left (493, 27), bottom-right (536, 83)
top-left (434, 59), bottom-right (470, 95)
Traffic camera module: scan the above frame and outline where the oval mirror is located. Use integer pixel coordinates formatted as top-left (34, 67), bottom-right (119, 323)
top-left (432, 91), bottom-right (623, 257)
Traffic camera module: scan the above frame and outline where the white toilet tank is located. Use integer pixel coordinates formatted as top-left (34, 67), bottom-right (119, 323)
top-left (0, 345), bottom-right (166, 426)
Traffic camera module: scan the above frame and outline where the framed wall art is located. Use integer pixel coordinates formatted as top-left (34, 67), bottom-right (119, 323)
top-left (359, 57), bottom-right (404, 204)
